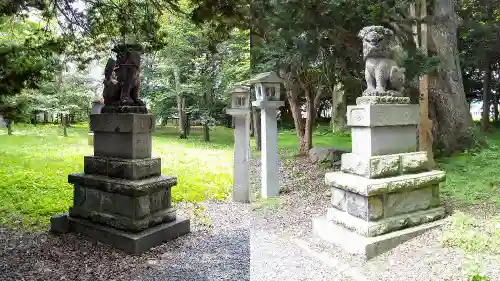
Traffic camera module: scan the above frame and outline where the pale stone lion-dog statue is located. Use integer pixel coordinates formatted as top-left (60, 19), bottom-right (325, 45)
top-left (358, 26), bottom-right (405, 96)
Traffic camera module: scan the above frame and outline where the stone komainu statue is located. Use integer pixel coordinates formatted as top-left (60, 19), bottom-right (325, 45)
top-left (102, 43), bottom-right (144, 107)
top-left (358, 26), bottom-right (405, 96)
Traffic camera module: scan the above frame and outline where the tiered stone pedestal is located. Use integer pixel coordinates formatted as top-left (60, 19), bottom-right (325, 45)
top-left (52, 110), bottom-right (190, 254)
top-left (313, 103), bottom-right (446, 259)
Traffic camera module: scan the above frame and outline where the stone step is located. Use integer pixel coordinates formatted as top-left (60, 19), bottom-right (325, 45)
top-left (325, 206), bottom-right (445, 237)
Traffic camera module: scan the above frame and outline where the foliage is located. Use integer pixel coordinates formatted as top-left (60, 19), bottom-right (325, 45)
top-left (0, 124), bottom-right (234, 229)
top-left (0, 16), bottom-right (61, 101)
top-left (141, 6), bottom-right (249, 126)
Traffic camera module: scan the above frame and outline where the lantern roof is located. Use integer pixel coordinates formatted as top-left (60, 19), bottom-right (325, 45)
top-left (229, 84), bottom-right (250, 96)
top-left (249, 71), bottom-right (283, 84)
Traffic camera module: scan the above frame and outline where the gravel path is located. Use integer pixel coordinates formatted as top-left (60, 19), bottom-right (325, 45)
top-left (0, 201), bottom-right (250, 281)
top-left (249, 153), bottom-right (500, 281)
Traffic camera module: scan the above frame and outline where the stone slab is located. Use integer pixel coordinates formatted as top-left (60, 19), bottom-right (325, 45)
top-left (326, 206), bottom-right (445, 237)
top-left (68, 215), bottom-right (191, 254)
top-left (351, 125), bottom-right (417, 157)
top-left (84, 156), bottom-right (161, 180)
top-left (91, 113), bottom-right (155, 133)
top-left (94, 131), bottom-right (152, 159)
top-left (341, 151), bottom-right (429, 179)
top-left (347, 104), bottom-right (419, 127)
top-left (312, 215), bottom-right (446, 260)
top-left (252, 100), bottom-right (285, 109)
top-left (325, 170), bottom-right (445, 196)
top-left (226, 108), bottom-right (251, 117)
top-left (68, 173), bottom-right (177, 196)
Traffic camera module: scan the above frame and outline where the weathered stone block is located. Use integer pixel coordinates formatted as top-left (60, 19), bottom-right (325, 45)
top-left (90, 113), bottom-right (155, 133)
top-left (325, 170), bottom-right (446, 196)
top-left (331, 187), bottom-right (346, 211)
top-left (370, 155), bottom-right (400, 178)
top-left (94, 132), bottom-right (152, 159)
top-left (84, 157), bottom-right (161, 180)
top-left (384, 187), bottom-right (432, 217)
top-left (351, 126), bottom-right (417, 157)
top-left (341, 152), bottom-right (430, 179)
top-left (347, 104), bottom-right (419, 127)
top-left (401, 152), bottom-right (429, 173)
top-left (346, 192), bottom-right (383, 220)
top-left (431, 185), bottom-right (441, 207)
top-left (50, 213), bottom-right (70, 234)
top-left (69, 185), bottom-right (176, 232)
top-left (326, 206), bottom-right (446, 237)
top-left (68, 173), bottom-right (177, 196)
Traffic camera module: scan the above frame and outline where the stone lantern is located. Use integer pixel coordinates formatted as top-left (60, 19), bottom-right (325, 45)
top-left (226, 84), bottom-right (251, 203)
top-left (250, 72), bottom-right (284, 198)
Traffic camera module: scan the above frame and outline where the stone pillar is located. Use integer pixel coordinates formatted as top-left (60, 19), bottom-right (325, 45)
top-left (252, 101), bottom-right (284, 198)
top-left (312, 100), bottom-right (446, 259)
top-left (232, 115), bottom-right (251, 203)
top-left (51, 106), bottom-right (190, 254)
top-left (261, 106), bottom-right (279, 198)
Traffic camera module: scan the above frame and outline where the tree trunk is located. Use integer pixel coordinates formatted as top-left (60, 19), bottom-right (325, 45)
top-left (331, 83), bottom-right (347, 132)
top-left (287, 90), bottom-right (307, 154)
top-left (480, 56), bottom-right (492, 132)
top-left (6, 120), bottom-right (12, 135)
top-left (427, 0), bottom-right (474, 155)
top-left (495, 88), bottom-right (499, 126)
top-left (249, 109), bottom-right (254, 137)
top-left (63, 114), bottom-right (68, 137)
top-left (252, 107), bottom-right (261, 151)
top-left (203, 122), bottom-right (210, 142)
top-left (174, 67), bottom-right (187, 139)
top-left (303, 93), bottom-right (314, 154)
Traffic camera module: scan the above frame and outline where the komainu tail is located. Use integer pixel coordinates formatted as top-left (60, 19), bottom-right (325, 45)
top-left (389, 66), bottom-right (406, 91)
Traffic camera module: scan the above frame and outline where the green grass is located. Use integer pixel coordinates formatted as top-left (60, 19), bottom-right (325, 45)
top-left (0, 123), bottom-right (234, 228)
top-left (441, 211), bottom-right (500, 255)
top-left (437, 130), bottom-right (500, 206)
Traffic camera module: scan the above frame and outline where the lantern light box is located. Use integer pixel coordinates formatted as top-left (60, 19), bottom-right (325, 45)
top-left (227, 84), bottom-right (251, 116)
top-left (251, 71), bottom-right (282, 102)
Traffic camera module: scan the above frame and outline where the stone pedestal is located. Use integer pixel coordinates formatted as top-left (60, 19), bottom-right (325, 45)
top-left (253, 100), bottom-right (284, 198)
top-left (52, 110), bottom-right (190, 254)
top-left (227, 108), bottom-right (251, 203)
top-left (313, 103), bottom-right (446, 259)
